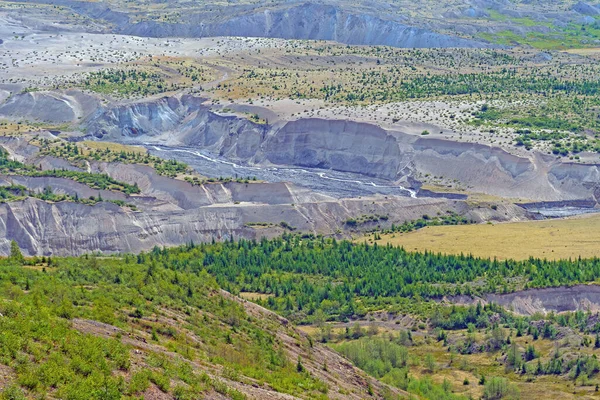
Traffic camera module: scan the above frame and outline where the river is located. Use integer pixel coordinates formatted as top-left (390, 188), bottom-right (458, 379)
top-left (147, 144), bottom-right (417, 199)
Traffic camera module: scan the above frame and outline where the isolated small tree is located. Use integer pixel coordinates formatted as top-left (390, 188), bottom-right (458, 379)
top-left (507, 342), bottom-right (521, 371)
top-left (483, 377), bottom-right (519, 400)
top-left (296, 356), bottom-right (304, 373)
top-left (9, 240), bottom-right (24, 265)
top-left (424, 353), bottom-right (436, 372)
top-left (525, 344), bottom-right (537, 361)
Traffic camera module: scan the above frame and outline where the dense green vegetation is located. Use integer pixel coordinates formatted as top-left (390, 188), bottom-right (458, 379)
top-left (237, 61), bottom-right (600, 104)
top-left (136, 236), bottom-right (600, 323)
top-left (346, 212), bottom-right (472, 240)
top-left (0, 183), bottom-right (137, 209)
top-left (480, 20), bottom-right (600, 50)
top-left (3, 235), bottom-right (600, 398)
top-left (185, 175), bottom-right (259, 186)
top-left (36, 140), bottom-right (190, 179)
top-left (70, 61), bottom-right (214, 98)
top-left (0, 249), bottom-right (330, 399)
top-left (80, 69), bottom-right (170, 97)
top-left (472, 100), bottom-right (600, 155)
top-left (210, 44), bottom-right (600, 156)
top-left (349, 69), bottom-right (600, 102)
top-left (36, 140), bottom-right (259, 183)
top-left (383, 212), bottom-right (471, 234)
top-left (326, 301), bottom-right (600, 398)
top-left (334, 337), bottom-right (463, 400)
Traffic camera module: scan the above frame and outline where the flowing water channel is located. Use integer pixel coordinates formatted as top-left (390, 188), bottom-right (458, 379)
top-left (147, 144), bottom-right (418, 199)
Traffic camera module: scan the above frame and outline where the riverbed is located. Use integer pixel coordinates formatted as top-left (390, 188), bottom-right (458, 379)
top-left (147, 144), bottom-right (417, 199)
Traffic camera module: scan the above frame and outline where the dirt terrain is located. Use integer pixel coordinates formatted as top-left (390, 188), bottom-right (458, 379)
top-left (7, 0), bottom-right (600, 48)
top-left (0, 1), bottom-right (598, 256)
top-left (0, 133), bottom-right (529, 255)
top-left (68, 289), bottom-right (408, 400)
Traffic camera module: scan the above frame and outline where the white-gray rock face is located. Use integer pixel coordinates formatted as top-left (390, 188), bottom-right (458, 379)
top-left (15, 0), bottom-right (488, 48)
top-left (124, 3), bottom-right (487, 48)
top-left (0, 90), bottom-right (99, 124)
top-left (86, 95), bottom-right (269, 160)
top-left (0, 192), bottom-right (480, 256)
top-left (487, 285), bottom-right (600, 315)
top-left (573, 1), bottom-right (600, 16)
top-left (83, 95), bottom-right (600, 202)
top-left (447, 285), bottom-right (600, 316)
top-left (263, 118), bottom-right (408, 179)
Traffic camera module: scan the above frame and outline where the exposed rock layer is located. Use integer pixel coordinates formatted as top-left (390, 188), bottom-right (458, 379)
top-left (17, 0), bottom-right (488, 48)
top-left (83, 95), bottom-right (600, 202)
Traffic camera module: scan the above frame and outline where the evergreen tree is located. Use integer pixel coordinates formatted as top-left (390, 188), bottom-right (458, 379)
top-left (9, 240), bottom-right (24, 265)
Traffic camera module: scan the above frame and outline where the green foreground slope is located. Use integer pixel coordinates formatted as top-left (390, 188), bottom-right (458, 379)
top-left (2, 237), bottom-right (600, 399)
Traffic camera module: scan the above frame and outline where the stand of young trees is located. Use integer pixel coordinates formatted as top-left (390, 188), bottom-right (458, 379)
top-left (140, 236), bottom-right (600, 322)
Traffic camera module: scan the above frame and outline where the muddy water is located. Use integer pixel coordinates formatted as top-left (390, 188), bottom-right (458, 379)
top-left (147, 144), bottom-right (417, 199)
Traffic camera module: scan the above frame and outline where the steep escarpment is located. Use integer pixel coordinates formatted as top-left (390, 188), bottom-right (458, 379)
top-left (487, 285), bottom-right (600, 315)
top-left (83, 95), bottom-right (600, 202)
top-left (17, 0), bottom-right (487, 48)
top-left (87, 95), bottom-right (268, 161)
top-left (450, 285), bottom-right (600, 316)
top-left (0, 135), bottom-right (492, 256)
top-left (0, 192), bottom-right (479, 256)
top-left (123, 3), bottom-right (487, 48)
top-left (86, 97), bottom-right (412, 179)
top-left (262, 118), bottom-right (411, 179)
top-left (548, 161), bottom-right (600, 202)
top-left (0, 90), bottom-right (99, 124)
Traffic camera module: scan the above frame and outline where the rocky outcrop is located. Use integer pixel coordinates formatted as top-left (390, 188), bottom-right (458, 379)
top-left (0, 90), bottom-right (99, 124)
top-left (83, 95), bottom-right (600, 202)
top-left (446, 285), bottom-right (600, 316)
top-left (489, 285), bottom-right (600, 315)
top-left (16, 0), bottom-right (488, 48)
top-left (573, 1), bottom-right (600, 16)
top-left (0, 192), bottom-right (478, 256)
top-left (86, 95), bottom-right (268, 161)
top-left (86, 97), bottom-right (416, 180)
top-left (262, 118), bottom-right (410, 179)
top-left (123, 3), bottom-right (487, 48)
top-left (0, 135), bottom-right (495, 256)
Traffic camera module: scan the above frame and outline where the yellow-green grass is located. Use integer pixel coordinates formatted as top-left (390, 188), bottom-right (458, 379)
top-left (413, 332), bottom-right (600, 400)
top-left (238, 292), bottom-right (274, 301)
top-left (81, 140), bottom-right (147, 155)
top-left (382, 329), bottom-right (597, 399)
top-left (563, 47), bottom-right (600, 56)
top-left (0, 121), bottom-right (69, 136)
top-left (374, 214), bottom-right (600, 261)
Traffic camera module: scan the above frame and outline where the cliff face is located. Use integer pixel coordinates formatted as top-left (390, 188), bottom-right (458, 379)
top-left (0, 131), bottom-right (499, 257)
top-left (450, 285), bottom-right (600, 316)
top-left (14, 0), bottom-right (488, 48)
top-left (83, 95), bottom-right (600, 202)
top-left (87, 95), bottom-right (269, 161)
top-left (0, 192), bottom-right (480, 256)
top-left (0, 92), bottom-right (597, 255)
top-left (262, 118), bottom-right (409, 179)
top-left (3, 91), bottom-right (598, 202)
top-left (122, 3), bottom-right (487, 48)
top-left (0, 90), bottom-right (99, 124)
